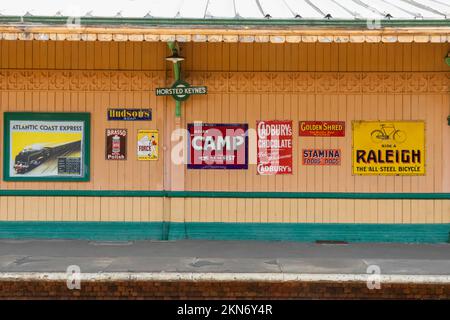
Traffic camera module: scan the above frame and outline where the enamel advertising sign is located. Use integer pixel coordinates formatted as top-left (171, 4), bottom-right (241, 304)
top-left (107, 109), bottom-right (152, 121)
top-left (256, 120), bottom-right (293, 175)
top-left (106, 129), bottom-right (127, 160)
top-left (187, 123), bottom-right (248, 169)
top-left (299, 121), bottom-right (345, 137)
top-left (3, 112), bottom-right (90, 181)
top-left (302, 149), bottom-right (341, 165)
top-left (137, 130), bottom-right (159, 161)
top-left (352, 121), bottom-right (425, 175)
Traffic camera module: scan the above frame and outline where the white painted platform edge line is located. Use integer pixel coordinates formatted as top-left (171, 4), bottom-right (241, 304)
top-left (0, 273), bottom-right (450, 284)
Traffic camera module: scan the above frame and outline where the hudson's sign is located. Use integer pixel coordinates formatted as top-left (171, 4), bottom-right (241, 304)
top-left (299, 121), bottom-right (345, 137)
top-left (108, 109), bottom-right (152, 121)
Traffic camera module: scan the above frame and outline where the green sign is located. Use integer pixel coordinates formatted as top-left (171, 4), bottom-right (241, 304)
top-left (155, 80), bottom-right (207, 102)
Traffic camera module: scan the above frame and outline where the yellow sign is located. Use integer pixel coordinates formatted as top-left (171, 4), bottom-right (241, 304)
top-left (137, 130), bottom-right (158, 161)
top-left (352, 121), bottom-right (425, 176)
top-left (9, 120), bottom-right (84, 177)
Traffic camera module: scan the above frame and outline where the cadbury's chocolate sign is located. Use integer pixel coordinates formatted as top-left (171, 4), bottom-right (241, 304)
top-left (187, 123), bottom-right (248, 169)
top-left (299, 121), bottom-right (345, 137)
top-left (256, 120), bottom-right (293, 175)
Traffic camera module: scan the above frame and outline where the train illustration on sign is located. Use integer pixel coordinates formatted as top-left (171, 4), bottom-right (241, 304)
top-left (14, 140), bottom-right (81, 174)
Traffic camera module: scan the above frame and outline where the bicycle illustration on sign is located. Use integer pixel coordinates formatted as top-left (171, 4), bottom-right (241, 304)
top-left (370, 124), bottom-right (407, 143)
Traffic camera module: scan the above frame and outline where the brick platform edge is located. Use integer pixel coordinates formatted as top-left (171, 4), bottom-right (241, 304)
top-left (0, 273), bottom-right (449, 299)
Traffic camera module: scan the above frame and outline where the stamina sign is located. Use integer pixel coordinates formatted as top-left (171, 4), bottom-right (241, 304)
top-left (156, 80), bottom-right (207, 102)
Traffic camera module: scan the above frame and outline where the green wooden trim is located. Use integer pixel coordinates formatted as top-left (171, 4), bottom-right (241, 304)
top-left (0, 221), bottom-right (164, 241)
top-left (169, 222), bottom-right (450, 243)
top-left (0, 221), bottom-right (448, 243)
top-left (166, 191), bottom-right (450, 199)
top-left (3, 112), bottom-right (91, 182)
top-left (0, 190), bottom-right (167, 197)
top-left (0, 190), bottom-right (448, 199)
top-left (0, 16), bottom-right (449, 28)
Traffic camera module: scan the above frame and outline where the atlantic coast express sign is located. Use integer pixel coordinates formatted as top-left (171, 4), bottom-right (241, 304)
top-left (257, 121), bottom-right (293, 175)
top-left (188, 123), bottom-right (248, 169)
top-left (352, 121), bottom-right (425, 176)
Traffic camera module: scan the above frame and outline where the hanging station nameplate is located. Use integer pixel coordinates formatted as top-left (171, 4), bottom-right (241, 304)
top-left (155, 80), bottom-right (207, 102)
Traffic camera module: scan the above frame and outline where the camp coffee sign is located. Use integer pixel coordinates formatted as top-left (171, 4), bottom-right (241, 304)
top-left (352, 121), bottom-right (425, 175)
top-left (256, 120), bottom-right (293, 175)
top-left (187, 123), bottom-right (248, 169)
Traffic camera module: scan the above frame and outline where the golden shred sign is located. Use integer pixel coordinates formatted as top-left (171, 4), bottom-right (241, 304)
top-left (352, 121), bottom-right (425, 176)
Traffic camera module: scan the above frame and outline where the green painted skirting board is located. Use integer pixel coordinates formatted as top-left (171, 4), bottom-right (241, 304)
top-left (0, 222), bottom-right (164, 241)
top-left (0, 190), bottom-right (449, 199)
top-left (0, 221), bottom-right (448, 243)
top-left (170, 223), bottom-right (450, 243)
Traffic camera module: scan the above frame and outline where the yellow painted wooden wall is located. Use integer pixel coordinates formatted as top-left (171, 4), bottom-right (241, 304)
top-left (0, 41), bottom-right (168, 192)
top-left (180, 42), bottom-right (450, 194)
top-left (0, 40), bottom-right (449, 223)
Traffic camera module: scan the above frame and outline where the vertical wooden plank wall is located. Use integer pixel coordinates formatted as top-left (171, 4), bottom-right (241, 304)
top-left (0, 40), bottom-right (449, 223)
top-left (180, 42), bottom-right (450, 224)
top-left (0, 41), bottom-right (168, 221)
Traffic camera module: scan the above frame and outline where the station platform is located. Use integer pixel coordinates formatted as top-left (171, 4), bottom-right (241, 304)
top-left (0, 239), bottom-right (449, 299)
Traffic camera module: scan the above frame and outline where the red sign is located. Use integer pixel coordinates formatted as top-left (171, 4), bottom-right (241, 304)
top-left (257, 120), bottom-right (293, 175)
top-left (188, 123), bottom-right (248, 169)
top-left (302, 149), bottom-right (341, 166)
top-left (299, 121), bottom-right (345, 137)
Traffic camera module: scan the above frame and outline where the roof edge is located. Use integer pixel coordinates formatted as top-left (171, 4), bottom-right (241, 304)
top-left (0, 16), bottom-right (450, 28)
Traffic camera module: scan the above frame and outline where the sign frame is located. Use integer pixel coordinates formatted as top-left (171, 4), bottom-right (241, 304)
top-left (3, 112), bottom-right (90, 182)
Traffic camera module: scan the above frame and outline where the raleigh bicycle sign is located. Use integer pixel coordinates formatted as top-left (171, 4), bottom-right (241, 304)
top-left (352, 121), bottom-right (425, 176)
top-left (155, 80), bottom-right (207, 102)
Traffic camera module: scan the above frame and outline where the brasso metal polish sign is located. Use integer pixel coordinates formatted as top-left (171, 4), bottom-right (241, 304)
top-left (187, 123), bottom-right (248, 169)
top-left (257, 121), bottom-right (293, 175)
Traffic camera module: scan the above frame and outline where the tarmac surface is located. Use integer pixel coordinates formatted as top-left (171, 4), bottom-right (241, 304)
top-left (0, 239), bottom-right (449, 275)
